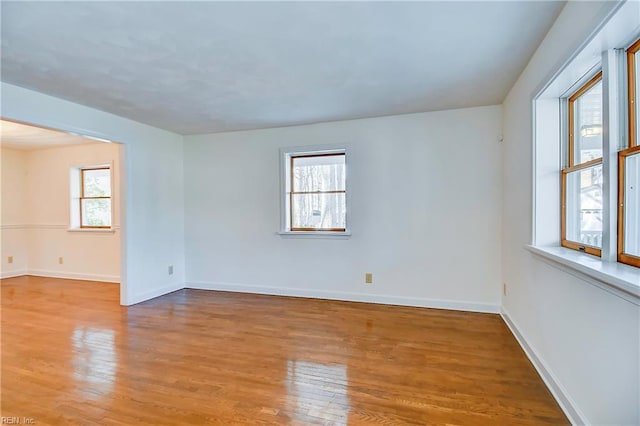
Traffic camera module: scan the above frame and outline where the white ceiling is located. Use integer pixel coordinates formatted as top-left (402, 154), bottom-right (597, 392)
top-left (0, 120), bottom-right (101, 151)
top-left (1, 1), bottom-right (565, 135)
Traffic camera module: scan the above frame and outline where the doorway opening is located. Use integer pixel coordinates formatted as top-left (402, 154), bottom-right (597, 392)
top-left (0, 119), bottom-right (125, 302)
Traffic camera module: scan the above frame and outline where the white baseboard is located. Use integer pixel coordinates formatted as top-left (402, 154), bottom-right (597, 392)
top-left (501, 308), bottom-right (586, 425)
top-left (185, 281), bottom-right (500, 313)
top-left (125, 282), bottom-right (185, 306)
top-left (0, 269), bottom-right (29, 279)
top-left (25, 269), bottom-right (120, 283)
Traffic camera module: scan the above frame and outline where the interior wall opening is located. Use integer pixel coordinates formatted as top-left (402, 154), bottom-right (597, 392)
top-left (0, 119), bottom-right (125, 303)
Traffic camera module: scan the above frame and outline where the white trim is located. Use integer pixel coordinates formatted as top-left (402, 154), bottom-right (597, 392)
top-left (531, 1), bottom-right (626, 99)
top-left (67, 227), bottom-right (117, 233)
top-left (601, 49), bottom-right (623, 262)
top-left (531, 96), bottom-right (538, 246)
top-left (526, 245), bottom-right (640, 305)
top-left (501, 308), bottom-right (587, 426)
top-left (26, 269), bottom-right (120, 283)
top-left (125, 282), bottom-right (184, 306)
top-left (276, 230), bottom-right (351, 239)
top-left (185, 281), bottom-right (500, 314)
top-left (0, 269), bottom-right (28, 279)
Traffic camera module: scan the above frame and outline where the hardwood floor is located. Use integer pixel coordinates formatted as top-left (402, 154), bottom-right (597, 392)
top-left (1, 276), bottom-right (568, 425)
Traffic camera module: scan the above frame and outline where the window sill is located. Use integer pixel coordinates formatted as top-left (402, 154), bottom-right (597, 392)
top-left (277, 230), bottom-right (351, 239)
top-left (526, 245), bottom-right (640, 304)
top-left (68, 227), bottom-right (117, 233)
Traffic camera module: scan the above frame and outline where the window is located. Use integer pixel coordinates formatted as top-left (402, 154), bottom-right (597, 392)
top-left (79, 167), bottom-right (112, 228)
top-left (619, 39), bottom-right (640, 267)
top-left (531, 4), bottom-right (640, 300)
top-left (562, 72), bottom-right (603, 256)
top-left (280, 147), bottom-right (348, 234)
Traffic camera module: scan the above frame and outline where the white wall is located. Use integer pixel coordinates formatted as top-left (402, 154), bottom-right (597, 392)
top-left (185, 105), bottom-right (503, 312)
top-left (1, 147), bottom-right (29, 276)
top-left (502, 2), bottom-right (639, 425)
top-left (1, 83), bottom-right (186, 305)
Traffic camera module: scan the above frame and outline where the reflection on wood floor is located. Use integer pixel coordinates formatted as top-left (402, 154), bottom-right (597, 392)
top-left (1, 276), bottom-right (568, 425)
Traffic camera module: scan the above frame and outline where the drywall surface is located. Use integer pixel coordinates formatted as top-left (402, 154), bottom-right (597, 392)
top-left (25, 143), bottom-right (120, 281)
top-left (1, 147), bottom-right (29, 276)
top-left (1, 83), bottom-right (185, 304)
top-left (185, 105), bottom-right (503, 312)
top-left (502, 1), bottom-right (639, 424)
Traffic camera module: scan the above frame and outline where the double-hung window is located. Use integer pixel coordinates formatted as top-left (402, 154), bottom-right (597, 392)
top-left (280, 147), bottom-right (348, 235)
top-left (532, 4), bottom-right (640, 300)
top-left (79, 167), bottom-right (112, 228)
top-left (562, 72), bottom-right (604, 256)
top-left (557, 36), bottom-right (640, 269)
top-left (619, 39), bottom-right (640, 267)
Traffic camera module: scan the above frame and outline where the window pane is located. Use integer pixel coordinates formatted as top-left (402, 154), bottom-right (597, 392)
top-left (292, 155), bottom-right (345, 192)
top-left (635, 51), bottom-right (640, 147)
top-left (83, 169), bottom-right (111, 197)
top-left (81, 199), bottom-right (112, 227)
top-left (624, 153), bottom-right (640, 257)
top-left (574, 80), bottom-right (603, 164)
top-left (291, 193), bottom-right (346, 229)
top-left (565, 164), bottom-right (603, 247)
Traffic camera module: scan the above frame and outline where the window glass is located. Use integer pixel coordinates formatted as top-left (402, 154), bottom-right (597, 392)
top-left (81, 199), bottom-right (112, 227)
top-left (565, 164), bottom-right (603, 248)
top-left (292, 155), bottom-right (345, 192)
top-left (623, 153), bottom-right (640, 257)
top-left (573, 80), bottom-right (603, 164)
top-left (83, 168), bottom-right (111, 197)
top-left (291, 193), bottom-right (346, 230)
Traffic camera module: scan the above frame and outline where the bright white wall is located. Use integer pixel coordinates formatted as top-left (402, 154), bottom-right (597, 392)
top-left (185, 105), bottom-right (503, 312)
top-left (502, 2), bottom-right (639, 425)
top-left (1, 83), bottom-right (185, 305)
top-left (1, 147), bottom-right (29, 276)
top-left (25, 143), bottom-right (120, 281)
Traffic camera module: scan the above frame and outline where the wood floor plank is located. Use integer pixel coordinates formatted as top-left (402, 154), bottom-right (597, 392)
top-left (1, 276), bottom-right (568, 425)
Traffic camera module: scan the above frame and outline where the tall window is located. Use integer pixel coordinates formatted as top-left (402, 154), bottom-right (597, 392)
top-left (619, 39), bottom-right (640, 267)
top-left (283, 150), bottom-right (347, 232)
top-left (80, 167), bottom-right (112, 228)
top-left (562, 72), bottom-right (603, 256)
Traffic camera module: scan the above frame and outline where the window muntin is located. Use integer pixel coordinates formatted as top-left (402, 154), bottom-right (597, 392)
top-left (289, 153), bottom-right (346, 232)
top-left (80, 167), bottom-right (112, 228)
top-left (618, 39), bottom-right (640, 267)
top-left (562, 72), bottom-right (603, 255)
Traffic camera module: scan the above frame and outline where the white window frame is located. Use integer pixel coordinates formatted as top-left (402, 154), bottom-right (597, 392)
top-left (278, 145), bottom-right (351, 239)
top-left (529, 1), bottom-right (640, 304)
top-left (69, 162), bottom-right (115, 233)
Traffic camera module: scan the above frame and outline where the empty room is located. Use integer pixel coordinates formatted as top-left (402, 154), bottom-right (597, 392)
top-left (1, 1), bottom-right (638, 425)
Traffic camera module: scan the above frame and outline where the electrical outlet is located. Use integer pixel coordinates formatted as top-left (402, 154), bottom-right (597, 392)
top-left (503, 283), bottom-right (507, 296)
top-left (58, 257), bottom-right (64, 265)
top-left (365, 273), bottom-right (373, 284)
top-left (7, 256), bottom-right (13, 264)
top-left (168, 265), bottom-right (174, 275)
